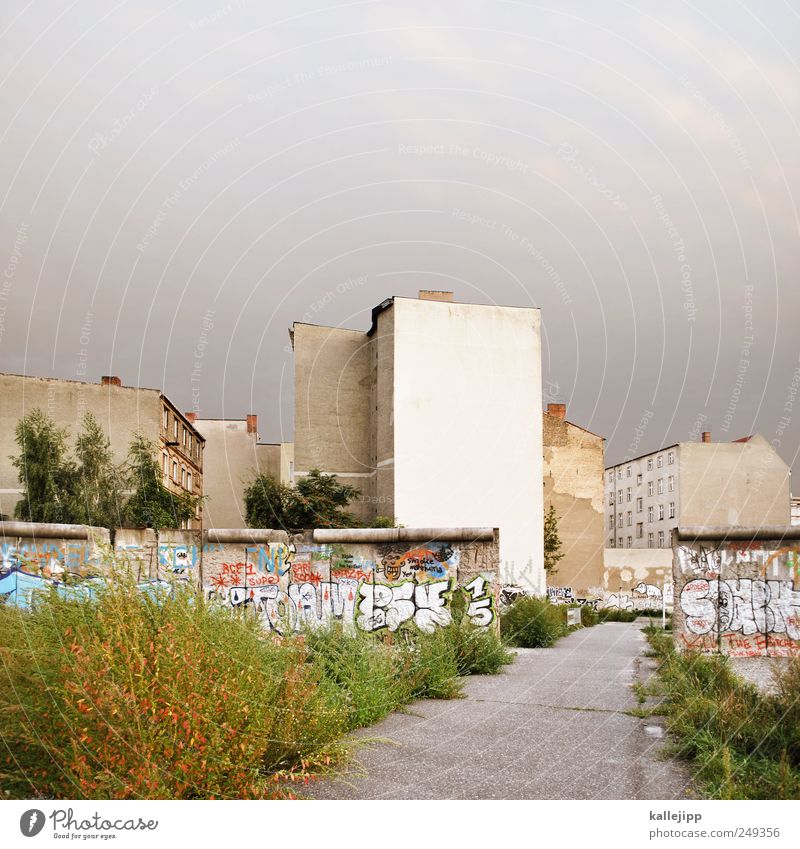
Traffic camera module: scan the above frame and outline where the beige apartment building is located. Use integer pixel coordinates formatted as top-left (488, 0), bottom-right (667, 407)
top-left (0, 373), bottom-right (204, 527)
top-left (292, 290), bottom-right (545, 591)
top-left (542, 402), bottom-right (605, 594)
top-left (605, 431), bottom-right (790, 550)
top-left (192, 414), bottom-right (294, 528)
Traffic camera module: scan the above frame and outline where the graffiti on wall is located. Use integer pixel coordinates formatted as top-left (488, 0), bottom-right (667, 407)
top-left (1, 540), bottom-right (98, 576)
top-left (204, 543), bottom-right (496, 635)
top-left (676, 542), bottom-right (800, 657)
top-left (0, 568), bottom-right (171, 610)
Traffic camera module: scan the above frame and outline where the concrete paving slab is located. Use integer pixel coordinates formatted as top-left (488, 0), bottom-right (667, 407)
top-left (305, 622), bottom-right (694, 800)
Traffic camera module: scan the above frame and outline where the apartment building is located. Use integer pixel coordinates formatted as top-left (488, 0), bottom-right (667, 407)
top-left (0, 373), bottom-right (204, 528)
top-left (605, 431), bottom-right (790, 549)
top-left (192, 414), bottom-right (294, 528)
top-left (542, 402), bottom-right (605, 593)
top-left (292, 290), bottom-right (545, 591)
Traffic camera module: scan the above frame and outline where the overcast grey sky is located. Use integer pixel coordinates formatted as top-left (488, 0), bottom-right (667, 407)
top-left (1, 1), bottom-right (798, 477)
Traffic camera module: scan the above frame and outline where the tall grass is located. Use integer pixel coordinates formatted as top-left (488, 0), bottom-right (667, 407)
top-left (644, 624), bottom-right (800, 799)
top-left (0, 569), bottom-right (511, 799)
top-left (500, 597), bottom-right (569, 647)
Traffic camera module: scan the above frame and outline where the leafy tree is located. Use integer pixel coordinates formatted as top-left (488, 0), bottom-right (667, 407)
top-left (11, 408), bottom-right (77, 523)
top-left (543, 504), bottom-right (565, 575)
top-left (123, 434), bottom-right (198, 530)
top-left (243, 473), bottom-right (291, 530)
top-left (244, 469), bottom-right (359, 531)
top-left (71, 412), bottom-right (127, 528)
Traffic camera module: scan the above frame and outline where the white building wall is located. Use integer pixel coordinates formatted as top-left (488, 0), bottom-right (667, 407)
top-left (390, 298), bottom-right (544, 592)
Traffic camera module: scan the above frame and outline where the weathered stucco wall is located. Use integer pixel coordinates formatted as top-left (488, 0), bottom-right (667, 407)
top-left (292, 324), bottom-right (374, 523)
top-left (673, 528), bottom-right (800, 657)
top-left (0, 374), bottom-right (162, 519)
top-left (543, 412), bottom-right (604, 595)
top-left (679, 435), bottom-right (790, 527)
top-left (202, 528), bottom-right (500, 635)
top-left (599, 547), bottom-right (674, 611)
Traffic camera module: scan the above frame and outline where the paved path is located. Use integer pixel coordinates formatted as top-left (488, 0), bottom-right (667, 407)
top-left (305, 622), bottom-right (694, 800)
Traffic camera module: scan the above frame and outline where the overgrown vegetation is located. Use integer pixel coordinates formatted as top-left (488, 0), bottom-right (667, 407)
top-left (11, 409), bottom-right (199, 531)
top-left (500, 596), bottom-right (570, 647)
top-left (644, 625), bottom-right (800, 799)
top-left (597, 607), bottom-right (640, 623)
top-left (0, 569), bottom-right (511, 800)
top-left (244, 469), bottom-right (360, 531)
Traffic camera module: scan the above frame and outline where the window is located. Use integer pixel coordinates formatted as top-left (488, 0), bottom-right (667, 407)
top-left (187, 472), bottom-right (193, 492)
top-left (618, 489), bottom-right (623, 503)
top-left (668, 451), bottom-right (675, 465)
top-left (658, 530), bottom-right (665, 547)
top-left (626, 487), bottom-right (632, 502)
top-left (618, 537), bottom-right (623, 548)
top-left (648, 532), bottom-right (654, 546)
top-left (617, 469), bottom-right (623, 480)
top-left (172, 461), bottom-right (178, 482)
top-left (627, 536), bottom-right (632, 548)
top-left (669, 502), bottom-right (675, 519)
top-left (609, 492), bottom-right (615, 505)
top-left (648, 481), bottom-right (654, 496)
top-left (636, 497), bottom-right (643, 513)
top-left (648, 506), bottom-right (654, 522)
top-left (618, 513), bottom-right (623, 528)
top-left (609, 537), bottom-right (616, 548)
top-left (181, 467), bottom-right (186, 487)
top-left (162, 451), bottom-right (168, 474)
top-left (609, 515), bottom-right (615, 530)
top-left (647, 458), bottom-right (653, 471)
top-left (668, 475), bottom-right (674, 492)
top-left (608, 471), bottom-right (614, 483)
top-left (636, 473), bottom-right (642, 485)
top-left (188, 434), bottom-right (193, 453)
top-left (626, 466), bottom-right (632, 478)
top-left (636, 522), bottom-right (643, 539)
top-left (657, 455), bottom-right (663, 468)
top-left (627, 511), bottom-right (632, 526)
top-left (657, 478), bottom-right (664, 495)
top-left (658, 504), bottom-right (665, 520)
top-left (173, 418), bottom-right (179, 440)
top-left (163, 408), bottom-right (169, 430)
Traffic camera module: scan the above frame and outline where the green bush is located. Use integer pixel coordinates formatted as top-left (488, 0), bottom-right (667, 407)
top-left (0, 570), bottom-right (514, 800)
top-left (597, 607), bottom-right (639, 623)
top-left (500, 596), bottom-right (568, 648)
top-left (578, 604), bottom-right (600, 628)
top-left (645, 628), bottom-right (800, 799)
top-left (304, 626), bottom-right (416, 729)
top-left (0, 571), bottom-right (346, 799)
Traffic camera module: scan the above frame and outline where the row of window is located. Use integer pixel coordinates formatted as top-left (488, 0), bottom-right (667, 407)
top-left (609, 476), bottom-right (674, 504)
top-left (163, 406), bottom-right (201, 460)
top-left (609, 501), bottom-right (675, 530)
top-left (162, 451), bottom-right (194, 492)
top-left (608, 451), bottom-right (674, 483)
top-left (609, 531), bottom-right (667, 548)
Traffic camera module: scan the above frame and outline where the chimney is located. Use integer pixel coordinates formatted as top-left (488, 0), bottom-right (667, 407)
top-left (418, 290), bottom-right (454, 303)
top-left (702, 431), bottom-right (712, 443)
top-left (185, 412), bottom-right (198, 423)
top-left (101, 375), bottom-right (122, 387)
top-left (547, 403), bottom-right (566, 420)
top-left (246, 414), bottom-right (258, 435)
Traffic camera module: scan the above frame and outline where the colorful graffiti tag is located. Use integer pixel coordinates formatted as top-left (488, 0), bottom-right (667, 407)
top-left (675, 542), bottom-right (800, 657)
top-left (203, 543), bottom-right (496, 635)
